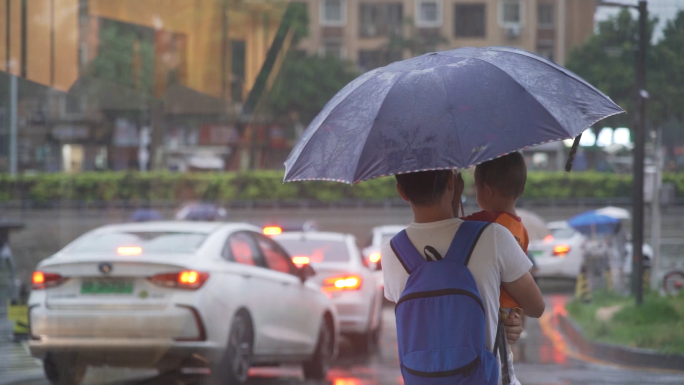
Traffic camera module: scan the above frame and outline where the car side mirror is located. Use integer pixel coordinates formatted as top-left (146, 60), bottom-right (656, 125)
top-left (299, 264), bottom-right (316, 283)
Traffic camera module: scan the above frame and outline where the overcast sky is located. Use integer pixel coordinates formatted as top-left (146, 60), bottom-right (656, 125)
top-left (595, 0), bottom-right (684, 42)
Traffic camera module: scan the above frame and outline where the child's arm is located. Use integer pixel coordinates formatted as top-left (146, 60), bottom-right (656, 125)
top-left (501, 272), bottom-right (544, 318)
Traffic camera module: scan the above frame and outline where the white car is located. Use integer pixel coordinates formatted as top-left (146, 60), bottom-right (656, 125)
top-left (362, 225), bottom-right (406, 289)
top-left (274, 231), bottom-right (383, 354)
top-left (28, 221), bottom-right (338, 385)
top-left (527, 221), bottom-right (585, 279)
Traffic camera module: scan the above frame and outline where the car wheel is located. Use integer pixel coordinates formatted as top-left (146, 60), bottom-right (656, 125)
top-left (213, 311), bottom-right (253, 385)
top-left (302, 316), bottom-right (333, 380)
top-left (43, 354), bottom-right (86, 385)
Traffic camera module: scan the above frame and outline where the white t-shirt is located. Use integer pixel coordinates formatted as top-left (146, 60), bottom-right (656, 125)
top-left (382, 218), bottom-right (532, 351)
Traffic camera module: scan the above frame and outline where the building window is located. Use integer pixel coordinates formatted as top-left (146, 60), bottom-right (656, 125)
top-left (359, 3), bottom-right (403, 38)
top-left (499, 0), bottom-right (523, 27)
top-left (538, 3), bottom-right (554, 28)
top-left (416, 0), bottom-right (442, 28)
top-left (65, 95), bottom-right (84, 114)
top-left (61, 95), bottom-right (85, 118)
top-left (322, 40), bottom-right (345, 59)
top-left (358, 50), bottom-right (402, 72)
top-left (454, 4), bottom-right (486, 38)
top-left (321, 0), bottom-right (345, 26)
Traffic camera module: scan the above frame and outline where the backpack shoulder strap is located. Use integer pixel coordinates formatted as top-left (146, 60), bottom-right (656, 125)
top-left (389, 230), bottom-right (426, 274)
top-left (443, 221), bottom-right (490, 266)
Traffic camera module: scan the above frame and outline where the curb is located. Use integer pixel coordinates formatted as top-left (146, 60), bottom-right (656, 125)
top-left (557, 313), bottom-right (684, 372)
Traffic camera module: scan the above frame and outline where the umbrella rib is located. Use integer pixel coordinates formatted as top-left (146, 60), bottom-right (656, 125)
top-left (436, 65), bottom-right (466, 167)
top-left (350, 71), bottom-right (411, 183)
top-left (437, 47), bottom-right (624, 109)
top-left (284, 70), bottom-right (383, 183)
top-left (466, 57), bottom-right (573, 138)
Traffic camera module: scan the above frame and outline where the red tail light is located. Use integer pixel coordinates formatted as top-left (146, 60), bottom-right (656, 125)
top-left (322, 275), bottom-right (362, 292)
top-left (149, 270), bottom-right (209, 290)
top-left (552, 244), bottom-right (570, 257)
top-left (32, 271), bottom-right (65, 290)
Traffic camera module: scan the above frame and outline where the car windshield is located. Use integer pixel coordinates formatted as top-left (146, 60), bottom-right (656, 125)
top-left (276, 239), bottom-right (350, 263)
top-left (550, 228), bottom-right (576, 239)
top-left (70, 232), bottom-right (207, 254)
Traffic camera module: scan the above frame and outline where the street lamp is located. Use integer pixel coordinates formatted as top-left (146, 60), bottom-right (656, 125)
top-left (596, 0), bottom-right (648, 305)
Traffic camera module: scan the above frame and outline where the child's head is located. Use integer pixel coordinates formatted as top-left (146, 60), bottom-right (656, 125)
top-left (474, 152), bottom-right (527, 211)
top-left (395, 170), bottom-right (456, 208)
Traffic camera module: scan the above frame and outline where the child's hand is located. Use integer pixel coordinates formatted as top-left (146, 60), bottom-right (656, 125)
top-left (504, 313), bottom-right (522, 345)
top-left (509, 307), bottom-right (524, 318)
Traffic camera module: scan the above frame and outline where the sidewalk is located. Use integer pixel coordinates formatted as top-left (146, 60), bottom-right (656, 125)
top-left (0, 318), bottom-right (42, 383)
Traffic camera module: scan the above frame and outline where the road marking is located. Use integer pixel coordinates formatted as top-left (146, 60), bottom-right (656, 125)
top-left (538, 309), bottom-right (684, 375)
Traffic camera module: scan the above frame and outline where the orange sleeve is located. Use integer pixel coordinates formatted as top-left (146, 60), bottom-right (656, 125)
top-left (500, 289), bottom-right (519, 309)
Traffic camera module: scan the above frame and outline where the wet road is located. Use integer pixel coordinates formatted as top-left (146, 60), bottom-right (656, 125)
top-left (2, 283), bottom-right (684, 385)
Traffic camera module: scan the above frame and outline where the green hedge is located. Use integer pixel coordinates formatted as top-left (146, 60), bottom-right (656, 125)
top-left (0, 171), bottom-right (680, 203)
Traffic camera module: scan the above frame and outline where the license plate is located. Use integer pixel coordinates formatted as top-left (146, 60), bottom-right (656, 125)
top-left (81, 280), bottom-right (134, 295)
top-left (530, 250), bottom-right (544, 257)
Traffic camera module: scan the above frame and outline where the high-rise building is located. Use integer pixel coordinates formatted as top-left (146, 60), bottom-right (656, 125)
top-left (297, 0), bottom-right (595, 71)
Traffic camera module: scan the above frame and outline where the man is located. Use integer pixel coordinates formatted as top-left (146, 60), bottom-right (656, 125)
top-left (383, 170), bottom-right (544, 368)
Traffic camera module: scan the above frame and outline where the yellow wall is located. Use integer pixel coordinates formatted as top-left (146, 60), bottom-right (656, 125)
top-left (0, 0), bottom-right (79, 91)
top-left (0, 1), bottom-right (6, 72)
top-left (53, 0), bottom-right (79, 91)
top-left (26, 0), bottom-right (52, 86)
top-left (89, 0), bottom-right (285, 99)
top-left (8, 0), bottom-right (22, 76)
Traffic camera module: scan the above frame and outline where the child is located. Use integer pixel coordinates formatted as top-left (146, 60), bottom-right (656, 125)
top-left (456, 152), bottom-right (530, 385)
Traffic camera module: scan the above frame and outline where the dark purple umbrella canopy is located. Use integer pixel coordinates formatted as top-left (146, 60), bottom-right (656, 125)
top-left (284, 46), bottom-right (624, 184)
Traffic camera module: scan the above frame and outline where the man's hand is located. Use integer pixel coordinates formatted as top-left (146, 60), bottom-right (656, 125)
top-left (504, 311), bottom-right (523, 345)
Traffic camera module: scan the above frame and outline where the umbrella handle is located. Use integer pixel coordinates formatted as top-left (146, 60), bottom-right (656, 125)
top-left (565, 134), bottom-right (583, 172)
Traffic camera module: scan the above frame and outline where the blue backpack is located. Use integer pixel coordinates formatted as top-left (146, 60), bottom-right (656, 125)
top-left (390, 221), bottom-right (506, 384)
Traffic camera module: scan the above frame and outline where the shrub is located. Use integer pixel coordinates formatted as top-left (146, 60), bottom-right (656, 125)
top-left (0, 171), bottom-right (681, 203)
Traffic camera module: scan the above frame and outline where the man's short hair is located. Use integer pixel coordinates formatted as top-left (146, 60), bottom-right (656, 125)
top-left (395, 170), bottom-right (452, 206)
top-left (474, 152), bottom-right (527, 198)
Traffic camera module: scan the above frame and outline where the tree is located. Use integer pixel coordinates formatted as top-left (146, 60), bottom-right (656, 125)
top-left (651, 11), bottom-right (684, 127)
top-left (266, 6), bottom-right (359, 128)
top-left (566, 9), bottom-right (656, 130)
top-left (567, 9), bottom-right (684, 154)
top-left (91, 20), bottom-right (155, 95)
top-left (268, 52), bottom-right (359, 127)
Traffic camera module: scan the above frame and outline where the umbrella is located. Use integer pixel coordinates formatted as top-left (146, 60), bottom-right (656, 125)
top-left (129, 209), bottom-right (163, 222)
top-left (284, 47), bottom-right (624, 184)
top-left (516, 209), bottom-right (550, 241)
top-left (568, 211), bottom-right (621, 235)
top-left (175, 203), bottom-right (227, 221)
top-left (595, 206), bottom-right (630, 220)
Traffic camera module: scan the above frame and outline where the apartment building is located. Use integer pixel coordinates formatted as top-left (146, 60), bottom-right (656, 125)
top-left (297, 0), bottom-right (595, 70)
